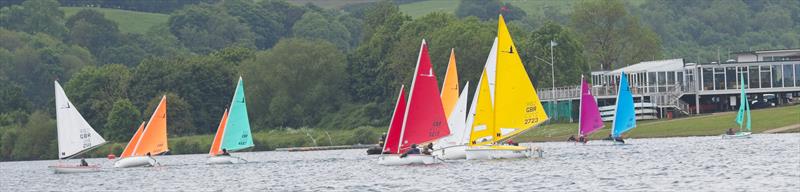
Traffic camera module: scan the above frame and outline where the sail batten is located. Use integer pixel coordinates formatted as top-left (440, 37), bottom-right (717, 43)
top-left (55, 81), bottom-right (107, 159)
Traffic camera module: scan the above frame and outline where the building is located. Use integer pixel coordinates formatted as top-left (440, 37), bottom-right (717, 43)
top-left (539, 49), bottom-right (800, 122)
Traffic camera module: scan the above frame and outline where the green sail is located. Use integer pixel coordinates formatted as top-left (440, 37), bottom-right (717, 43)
top-left (220, 77), bottom-right (254, 151)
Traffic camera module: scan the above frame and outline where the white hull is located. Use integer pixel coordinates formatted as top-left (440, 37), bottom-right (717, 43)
top-left (465, 145), bottom-right (543, 160)
top-left (433, 145), bottom-right (467, 160)
top-left (377, 154), bottom-right (440, 166)
top-left (207, 155), bottom-right (246, 164)
top-left (722, 132), bottom-right (752, 139)
top-left (114, 156), bottom-right (156, 168)
top-left (49, 165), bottom-right (101, 174)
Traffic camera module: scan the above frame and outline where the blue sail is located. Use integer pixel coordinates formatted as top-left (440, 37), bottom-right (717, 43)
top-left (220, 77), bottom-right (254, 151)
top-left (735, 73), bottom-right (751, 132)
top-left (612, 72), bottom-right (636, 137)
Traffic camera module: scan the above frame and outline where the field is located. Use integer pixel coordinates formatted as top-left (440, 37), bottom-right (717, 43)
top-left (61, 7), bottom-right (169, 34)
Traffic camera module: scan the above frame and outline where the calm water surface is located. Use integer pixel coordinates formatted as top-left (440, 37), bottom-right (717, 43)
top-left (2, 134), bottom-right (799, 191)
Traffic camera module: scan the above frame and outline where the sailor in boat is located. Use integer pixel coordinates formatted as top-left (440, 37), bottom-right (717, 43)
top-left (80, 159), bottom-right (88, 167)
top-left (726, 128), bottom-right (736, 135)
top-left (614, 136), bottom-right (625, 144)
top-left (366, 133), bottom-right (386, 155)
top-left (421, 143), bottom-right (433, 155)
top-left (400, 144), bottom-right (421, 158)
top-left (567, 135), bottom-right (577, 142)
top-left (220, 148), bottom-right (231, 156)
top-left (506, 139), bottom-right (519, 146)
top-left (578, 135), bottom-right (587, 144)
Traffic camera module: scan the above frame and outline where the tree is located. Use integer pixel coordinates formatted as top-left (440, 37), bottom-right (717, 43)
top-left (65, 9), bottom-right (121, 53)
top-left (523, 22), bottom-right (588, 88)
top-left (292, 11), bottom-right (353, 50)
top-left (455, 0), bottom-right (527, 21)
top-left (0, 0), bottom-right (67, 38)
top-left (222, 0), bottom-right (286, 49)
top-left (0, 79), bottom-right (30, 114)
top-left (168, 3), bottom-right (255, 54)
top-left (241, 38), bottom-right (348, 128)
top-left (65, 64), bottom-right (132, 130)
top-left (10, 110), bottom-right (56, 160)
top-left (570, 0), bottom-right (661, 70)
top-left (142, 93), bottom-right (194, 136)
top-left (104, 99), bottom-right (140, 141)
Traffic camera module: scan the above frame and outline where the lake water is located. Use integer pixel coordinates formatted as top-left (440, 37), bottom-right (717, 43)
top-left (2, 133), bottom-right (799, 191)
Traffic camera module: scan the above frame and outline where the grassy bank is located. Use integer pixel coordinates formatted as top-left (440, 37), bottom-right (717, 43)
top-left (516, 104), bottom-right (800, 142)
top-left (61, 7), bottom-right (169, 34)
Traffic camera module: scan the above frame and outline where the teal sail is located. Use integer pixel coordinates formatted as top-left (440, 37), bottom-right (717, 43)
top-left (220, 77), bottom-right (254, 151)
top-left (735, 73), bottom-right (751, 132)
top-left (611, 72), bottom-right (636, 137)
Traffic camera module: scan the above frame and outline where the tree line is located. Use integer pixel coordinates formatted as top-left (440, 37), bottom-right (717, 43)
top-left (1, 0), bottom-right (797, 161)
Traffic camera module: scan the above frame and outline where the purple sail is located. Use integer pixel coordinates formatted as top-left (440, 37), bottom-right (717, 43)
top-left (579, 77), bottom-right (604, 136)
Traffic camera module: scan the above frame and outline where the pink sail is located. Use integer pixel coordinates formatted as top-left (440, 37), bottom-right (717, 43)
top-left (579, 77), bottom-right (604, 136)
top-left (383, 85), bottom-right (406, 154)
top-left (397, 40), bottom-right (451, 153)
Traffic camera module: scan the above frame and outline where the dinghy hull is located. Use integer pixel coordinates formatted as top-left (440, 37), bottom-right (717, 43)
top-left (377, 154), bottom-right (440, 165)
top-left (207, 155), bottom-right (245, 164)
top-left (722, 132), bottom-right (752, 139)
top-left (114, 156), bottom-right (155, 168)
top-left (49, 165), bottom-right (101, 174)
top-left (433, 145), bottom-right (467, 160)
top-left (465, 145), bottom-right (541, 160)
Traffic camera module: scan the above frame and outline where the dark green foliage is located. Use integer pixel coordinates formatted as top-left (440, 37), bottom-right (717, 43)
top-left (522, 22), bottom-right (588, 87)
top-left (241, 38), bottom-right (348, 129)
top-left (65, 9), bottom-right (120, 53)
top-left (292, 11), bottom-right (353, 50)
top-left (455, 0), bottom-right (526, 21)
top-left (65, 64), bottom-right (131, 131)
top-left (104, 99), bottom-right (140, 141)
top-left (0, 0), bottom-right (67, 38)
top-left (168, 3), bottom-right (255, 54)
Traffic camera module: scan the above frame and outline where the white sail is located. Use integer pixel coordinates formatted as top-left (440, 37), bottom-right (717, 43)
top-left (55, 81), bottom-right (106, 159)
top-left (464, 79), bottom-right (480, 145)
top-left (485, 37), bottom-right (498, 104)
top-left (435, 82), bottom-right (470, 148)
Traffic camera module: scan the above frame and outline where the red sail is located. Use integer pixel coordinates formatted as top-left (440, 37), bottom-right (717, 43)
top-left (398, 40), bottom-right (451, 153)
top-left (382, 85), bottom-right (406, 154)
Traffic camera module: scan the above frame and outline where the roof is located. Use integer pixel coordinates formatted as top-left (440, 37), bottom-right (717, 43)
top-left (606, 58), bottom-right (685, 74)
top-left (731, 48), bottom-right (800, 55)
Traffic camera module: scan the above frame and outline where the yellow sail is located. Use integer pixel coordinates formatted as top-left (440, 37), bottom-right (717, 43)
top-left (469, 70), bottom-right (495, 146)
top-left (493, 14), bottom-right (548, 142)
top-left (440, 48), bottom-right (459, 119)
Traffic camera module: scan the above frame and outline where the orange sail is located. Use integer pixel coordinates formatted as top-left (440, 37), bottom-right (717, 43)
top-left (133, 95), bottom-right (169, 156)
top-left (440, 48), bottom-right (459, 119)
top-left (120, 121), bottom-right (145, 158)
top-left (208, 109), bottom-right (229, 156)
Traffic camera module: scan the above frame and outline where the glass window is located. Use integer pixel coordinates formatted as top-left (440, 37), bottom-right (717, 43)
top-left (677, 72), bottom-right (684, 87)
top-left (749, 66), bottom-right (760, 88)
top-left (760, 65), bottom-right (771, 88)
top-left (648, 72), bottom-right (656, 92)
top-left (714, 67), bottom-right (725, 90)
top-left (736, 66), bottom-right (748, 89)
top-left (702, 68), bottom-right (713, 90)
top-left (725, 67), bottom-right (736, 89)
top-left (658, 71), bottom-right (667, 92)
top-left (784, 64), bottom-right (794, 87)
top-left (668, 71), bottom-right (675, 86)
top-left (795, 64), bottom-right (800, 87)
top-left (772, 65), bottom-right (783, 87)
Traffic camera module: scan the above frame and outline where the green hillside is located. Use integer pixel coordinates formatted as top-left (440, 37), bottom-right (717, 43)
top-left (398, 0), bottom-right (647, 18)
top-left (61, 7), bottom-right (169, 34)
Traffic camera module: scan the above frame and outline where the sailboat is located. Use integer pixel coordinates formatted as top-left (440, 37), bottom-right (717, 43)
top-left (433, 82), bottom-right (469, 159)
top-left (432, 49), bottom-right (470, 160)
top-left (378, 39), bottom-right (451, 165)
top-left (207, 77), bottom-right (254, 164)
top-left (114, 95), bottom-right (168, 168)
top-left (49, 81), bottom-right (108, 174)
top-left (609, 72), bottom-right (636, 144)
top-left (576, 76), bottom-right (604, 143)
top-left (724, 73), bottom-right (752, 139)
top-left (465, 15), bottom-right (549, 160)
